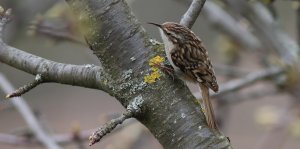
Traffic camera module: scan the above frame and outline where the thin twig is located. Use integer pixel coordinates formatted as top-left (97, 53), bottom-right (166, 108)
top-left (0, 119), bottom-right (137, 146)
top-left (89, 96), bottom-right (144, 146)
top-left (89, 111), bottom-right (133, 146)
top-left (6, 74), bottom-right (43, 98)
top-left (0, 74), bottom-right (61, 149)
top-left (180, 0), bottom-right (206, 29)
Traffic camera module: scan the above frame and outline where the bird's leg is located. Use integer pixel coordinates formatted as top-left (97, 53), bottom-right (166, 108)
top-left (153, 63), bottom-right (175, 80)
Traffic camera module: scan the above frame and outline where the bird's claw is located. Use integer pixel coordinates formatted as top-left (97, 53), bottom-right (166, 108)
top-left (154, 63), bottom-right (175, 80)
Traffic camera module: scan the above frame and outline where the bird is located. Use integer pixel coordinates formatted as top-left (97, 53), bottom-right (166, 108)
top-left (148, 22), bottom-right (219, 130)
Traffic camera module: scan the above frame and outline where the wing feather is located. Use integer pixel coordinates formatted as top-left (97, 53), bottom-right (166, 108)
top-left (170, 43), bottom-right (219, 92)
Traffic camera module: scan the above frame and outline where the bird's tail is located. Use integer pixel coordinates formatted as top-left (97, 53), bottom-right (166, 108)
top-left (199, 83), bottom-right (219, 130)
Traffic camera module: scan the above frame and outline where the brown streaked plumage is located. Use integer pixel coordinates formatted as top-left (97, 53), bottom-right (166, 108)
top-left (149, 22), bottom-right (219, 130)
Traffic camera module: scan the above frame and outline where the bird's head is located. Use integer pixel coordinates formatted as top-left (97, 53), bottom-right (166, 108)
top-left (148, 22), bottom-right (192, 43)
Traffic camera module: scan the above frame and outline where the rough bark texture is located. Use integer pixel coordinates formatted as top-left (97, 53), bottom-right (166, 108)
top-left (65, 0), bottom-right (231, 148)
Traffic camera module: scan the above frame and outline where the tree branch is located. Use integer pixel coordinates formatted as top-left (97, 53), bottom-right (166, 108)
top-left (0, 41), bottom-right (110, 91)
top-left (89, 96), bottom-right (143, 146)
top-left (203, 1), bottom-right (261, 50)
top-left (214, 67), bottom-right (284, 100)
top-left (0, 7), bottom-right (11, 42)
top-left (176, 0), bottom-right (261, 50)
top-left (6, 74), bottom-right (43, 98)
top-left (0, 1), bottom-right (232, 148)
top-left (0, 7), bottom-right (110, 93)
top-left (28, 17), bottom-right (85, 45)
top-left (180, 0), bottom-right (206, 29)
top-left (0, 73), bottom-right (61, 149)
top-left (0, 115), bottom-right (136, 146)
top-left (225, 0), bottom-right (299, 65)
top-left (193, 67), bottom-right (284, 101)
top-left (298, 4), bottom-right (300, 45)
top-left (65, 0), bottom-right (232, 148)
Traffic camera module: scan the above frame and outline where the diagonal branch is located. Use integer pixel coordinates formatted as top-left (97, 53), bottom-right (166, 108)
top-left (0, 73), bottom-right (62, 149)
top-left (176, 0), bottom-right (261, 50)
top-left (0, 43), bottom-right (109, 91)
top-left (214, 67), bottom-right (284, 99)
top-left (0, 6), bottom-right (109, 93)
top-left (6, 74), bottom-right (43, 98)
top-left (193, 67), bottom-right (285, 101)
top-left (225, 0), bottom-right (299, 65)
top-left (89, 96), bottom-right (143, 146)
top-left (180, 0), bottom-right (206, 29)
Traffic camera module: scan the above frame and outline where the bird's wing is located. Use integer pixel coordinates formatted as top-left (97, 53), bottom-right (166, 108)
top-left (170, 43), bottom-right (219, 92)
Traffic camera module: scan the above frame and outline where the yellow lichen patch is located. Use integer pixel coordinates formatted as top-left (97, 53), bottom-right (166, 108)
top-left (144, 55), bottom-right (165, 84)
top-left (149, 55), bottom-right (165, 67)
top-left (144, 71), bottom-right (161, 84)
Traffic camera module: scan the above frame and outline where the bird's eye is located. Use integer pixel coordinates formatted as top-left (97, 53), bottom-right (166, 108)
top-left (165, 31), bottom-right (171, 36)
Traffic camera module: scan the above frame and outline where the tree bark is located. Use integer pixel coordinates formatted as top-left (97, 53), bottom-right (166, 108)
top-left (65, 0), bottom-right (231, 148)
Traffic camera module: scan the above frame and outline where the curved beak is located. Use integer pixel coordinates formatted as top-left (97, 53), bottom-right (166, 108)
top-left (147, 22), bottom-right (162, 28)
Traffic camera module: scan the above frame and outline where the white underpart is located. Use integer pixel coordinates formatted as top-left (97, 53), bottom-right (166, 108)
top-left (159, 28), bottom-right (197, 94)
top-left (159, 29), bottom-right (179, 71)
top-left (159, 29), bottom-right (187, 79)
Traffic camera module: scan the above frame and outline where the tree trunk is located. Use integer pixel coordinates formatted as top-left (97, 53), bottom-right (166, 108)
top-left (65, 0), bottom-right (231, 148)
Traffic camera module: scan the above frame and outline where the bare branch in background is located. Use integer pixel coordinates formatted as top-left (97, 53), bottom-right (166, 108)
top-left (229, 87), bottom-right (277, 104)
top-left (0, 7), bottom-right (11, 41)
top-left (6, 74), bottom-right (43, 98)
top-left (176, 0), bottom-right (261, 50)
top-left (194, 67), bottom-right (284, 100)
top-left (0, 115), bottom-right (137, 147)
top-left (28, 16), bottom-right (85, 45)
top-left (214, 67), bottom-right (284, 100)
top-left (214, 64), bottom-right (250, 77)
top-left (225, 0), bottom-right (299, 65)
top-left (0, 130), bottom-right (94, 146)
top-left (203, 1), bottom-right (261, 50)
top-left (180, 0), bottom-right (206, 28)
top-left (0, 74), bottom-right (61, 149)
top-left (89, 96), bottom-right (144, 146)
top-left (297, 4), bottom-right (300, 45)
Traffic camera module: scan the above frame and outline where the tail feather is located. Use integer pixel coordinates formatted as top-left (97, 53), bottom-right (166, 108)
top-left (199, 83), bottom-right (219, 130)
